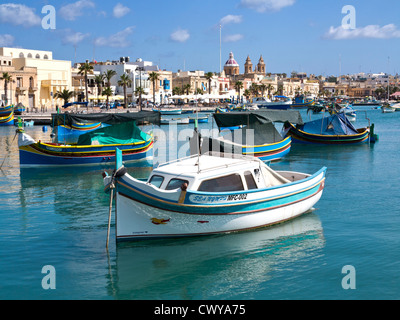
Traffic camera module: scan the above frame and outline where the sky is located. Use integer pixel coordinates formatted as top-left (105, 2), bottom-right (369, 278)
top-left (0, 0), bottom-right (400, 76)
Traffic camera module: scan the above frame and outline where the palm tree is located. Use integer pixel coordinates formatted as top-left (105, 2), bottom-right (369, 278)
top-left (266, 84), bottom-right (274, 98)
top-left (184, 84), bottom-right (191, 95)
top-left (148, 72), bottom-right (159, 106)
top-left (249, 83), bottom-right (259, 98)
top-left (54, 89), bottom-right (75, 107)
top-left (102, 87), bottom-right (113, 109)
top-left (104, 69), bottom-right (117, 88)
top-left (205, 72), bottom-right (214, 94)
top-left (118, 73), bottom-right (132, 108)
top-left (243, 89), bottom-right (251, 102)
top-left (135, 87), bottom-right (145, 111)
top-left (94, 74), bottom-right (105, 105)
top-left (259, 84), bottom-right (267, 97)
top-left (78, 62), bottom-right (94, 103)
top-left (234, 81), bottom-right (243, 103)
top-left (172, 87), bottom-right (182, 96)
top-left (0, 72), bottom-right (12, 105)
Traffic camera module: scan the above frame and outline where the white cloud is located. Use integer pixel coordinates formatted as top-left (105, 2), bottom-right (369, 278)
top-left (0, 34), bottom-right (14, 46)
top-left (220, 15), bottom-right (242, 26)
top-left (113, 3), bottom-right (130, 18)
top-left (60, 29), bottom-right (91, 46)
top-left (0, 3), bottom-right (41, 27)
top-left (170, 28), bottom-right (190, 43)
top-left (240, 0), bottom-right (296, 13)
top-left (324, 24), bottom-right (400, 40)
top-left (94, 26), bottom-right (135, 48)
top-left (59, 0), bottom-right (95, 21)
top-left (223, 34), bottom-right (244, 42)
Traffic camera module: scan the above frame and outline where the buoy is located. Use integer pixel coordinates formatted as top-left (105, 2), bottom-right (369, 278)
top-left (42, 126), bottom-right (48, 132)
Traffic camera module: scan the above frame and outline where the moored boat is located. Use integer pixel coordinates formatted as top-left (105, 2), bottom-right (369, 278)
top-left (18, 120), bottom-right (155, 167)
top-left (160, 117), bottom-right (190, 125)
top-left (153, 108), bottom-right (182, 115)
top-left (283, 113), bottom-right (377, 144)
top-left (0, 110), bottom-right (14, 126)
top-left (103, 150), bottom-right (327, 241)
top-left (201, 110), bottom-right (303, 163)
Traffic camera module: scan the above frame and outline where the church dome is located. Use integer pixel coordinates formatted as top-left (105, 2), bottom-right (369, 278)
top-left (224, 52), bottom-right (239, 67)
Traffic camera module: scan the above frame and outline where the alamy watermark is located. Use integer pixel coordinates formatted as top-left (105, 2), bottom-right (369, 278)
top-left (41, 265), bottom-right (56, 290)
top-left (341, 265), bottom-right (356, 290)
top-left (342, 5), bottom-right (356, 30)
top-left (41, 5), bottom-right (56, 30)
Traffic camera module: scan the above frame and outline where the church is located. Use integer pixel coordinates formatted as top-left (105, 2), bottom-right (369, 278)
top-left (223, 52), bottom-right (266, 78)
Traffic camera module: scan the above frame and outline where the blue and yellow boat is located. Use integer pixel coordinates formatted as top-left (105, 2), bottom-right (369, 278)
top-left (18, 115), bottom-right (158, 167)
top-left (0, 110), bottom-right (14, 126)
top-left (202, 110), bottom-right (303, 163)
top-left (283, 113), bottom-right (377, 144)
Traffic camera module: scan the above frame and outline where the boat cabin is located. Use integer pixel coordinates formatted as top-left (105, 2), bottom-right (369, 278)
top-left (147, 154), bottom-right (299, 193)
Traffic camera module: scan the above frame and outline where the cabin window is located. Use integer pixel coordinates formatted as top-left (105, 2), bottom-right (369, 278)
top-left (198, 174), bottom-right (244, 192)
top-left (149, 175), bottom-right (164, 188)
top-left (166, 179), bottom-right (189, 191)
top-left (244, 171), bottom-right (258, 190)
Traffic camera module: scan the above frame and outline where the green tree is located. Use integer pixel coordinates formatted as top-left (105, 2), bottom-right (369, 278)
top-left (118, 73), bottom-right (132, 108)
top-left (78, 62), bottom-right (94, 103)
top-left (135, 87), bottom-right (145, 111)
top-left (102, 87), bottom-right (113, 108)
top-left (54, 89), bottom-right (75, 107)
top-left (104, 69), bottom-right (117, 88)
top-left (148, 72), bottom-right (159, 105)
top-left (94, 74), bottom-right (105, 105)
top-left (234, 81), bottom-right (243, 103)
top-left (183, 84), bottom-right (191, 95)
top-left (0, 72), bottom-right (12, 105)
top-left (205, 72), bottom-right (214, 94)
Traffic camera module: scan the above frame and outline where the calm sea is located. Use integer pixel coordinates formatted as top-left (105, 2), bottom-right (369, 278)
top-left (1, 108), bottom-right (399, 300)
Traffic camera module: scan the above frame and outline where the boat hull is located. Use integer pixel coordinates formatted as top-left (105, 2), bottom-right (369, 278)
top-left (19, 140), bottom-right (153, 167)
top-left (0, 112), bottom-right (14, 126)
top-left (113, 167), bottom-right (326, 241)
top-left (242, 136), bottom-right (291, 162)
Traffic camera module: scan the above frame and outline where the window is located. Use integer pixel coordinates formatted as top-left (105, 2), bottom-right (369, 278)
top-left (244, 171), bottom-right (257, 190)
top-left (27, 53), bottom-right (32, 58)
top-left (44, 55), bottom-right (49, 59)
top-left (166, 179), bottom-right (188, 191)
top-left (19, 52), bottom-right (24, 58)
top-left (198, 174), bottom-right (244, 192)
top-left (35, 54), bottom-right (40, 59)
top-left (149, 175), bottom-right (164, 188)
top-left (29, 77), bottom-right (34, 88)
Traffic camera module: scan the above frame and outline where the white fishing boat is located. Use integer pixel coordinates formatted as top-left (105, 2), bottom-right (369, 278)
top-left (160, 117), bottom-right (190, 125)
top-left (153, 108), bottom-right (182, 115)
top-left (103, 149), bottom-right (326, 241)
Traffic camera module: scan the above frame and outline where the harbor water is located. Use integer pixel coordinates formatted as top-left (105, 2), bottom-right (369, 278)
top-left (1, 108), bottom-right (400, 300)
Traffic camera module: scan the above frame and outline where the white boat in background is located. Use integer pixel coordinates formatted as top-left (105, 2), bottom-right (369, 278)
top-left (251, 97), bottom-right (292, 110)
top-left (103, 150), bottom-right (327, 241)
top-left (153, 107), bottom-right (182, 115)
top-left (381, 105), bottom-right (396, 113)
top-left (339, 105), bottom-right (356, 121)
top-left (389, 103), bottom-right (400, 111)
top-left (160, 117), bottom-right (189, 125)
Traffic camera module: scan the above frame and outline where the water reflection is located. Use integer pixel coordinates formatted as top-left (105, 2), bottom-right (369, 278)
top-left (108, 212), bottom-right (325, 300)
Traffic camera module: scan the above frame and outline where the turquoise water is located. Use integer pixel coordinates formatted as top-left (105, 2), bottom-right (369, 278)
top-left (1, 109), bottom-right (400, 300)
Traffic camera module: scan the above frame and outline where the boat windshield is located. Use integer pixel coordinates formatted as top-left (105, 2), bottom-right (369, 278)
top-left (166, 179), bottom-right (189, 191)
top-left (198, 174), bottom-right (244, 192)
top-left (149, 175), bottom-right (164, 188)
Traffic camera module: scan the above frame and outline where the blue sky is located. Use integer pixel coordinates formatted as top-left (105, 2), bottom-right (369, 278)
top-left (0, 0), bottom-right (399, 76)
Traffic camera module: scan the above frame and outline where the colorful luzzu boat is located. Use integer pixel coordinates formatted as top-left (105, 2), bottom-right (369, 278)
top-left (0, 110), bottom-right (14, 126)
top-left (283, 113), bottom-right (377, 144)
top-left (18, 121), bottom-right (153, 167)
top-left (202, 110), bottom-right (304, 163)
top-left (104, 150), bottom-right (326, 241)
